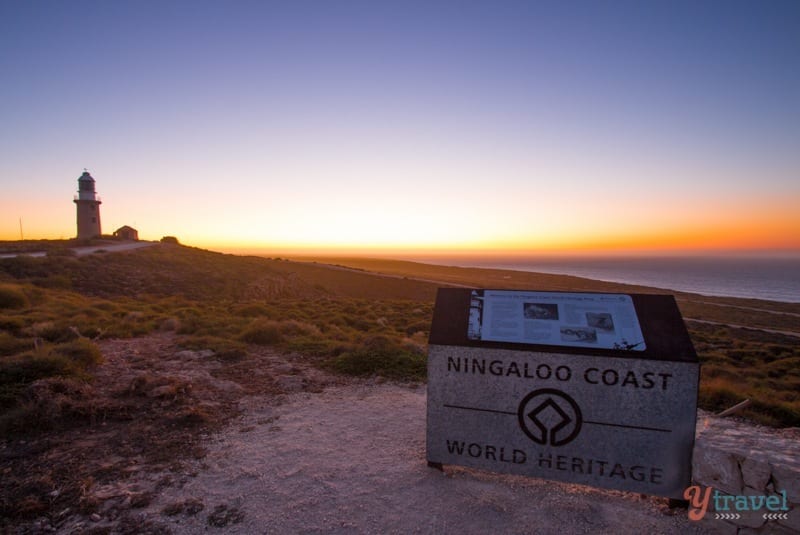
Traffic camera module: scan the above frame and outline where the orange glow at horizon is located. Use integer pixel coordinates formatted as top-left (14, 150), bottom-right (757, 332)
top-left (195, 193), bottom-right (800, 257)
top-left (3, 182), bottom-right (798, 257)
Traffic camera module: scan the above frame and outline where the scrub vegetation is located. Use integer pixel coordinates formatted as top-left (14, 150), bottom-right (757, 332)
top-left (0, 242), bottom-right (798, 435)
top-left (0, 245), bottom-right (433, 437)
top-left (300, 256), bottom-right (800, 428)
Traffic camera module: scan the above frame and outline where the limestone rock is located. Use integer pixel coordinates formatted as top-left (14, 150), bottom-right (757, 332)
top-left (693, 443), bottom-right (743, 495)
top-left (696, 516), bottom-right (738, 535)
top-left (776, 504), bottom-right (799, 532)
top-left (741, 457), bottom-right (771, 490)
top-left (772, 465), bottom-right (800, 504)
top-left (734, 487), bottom-right (767, 529)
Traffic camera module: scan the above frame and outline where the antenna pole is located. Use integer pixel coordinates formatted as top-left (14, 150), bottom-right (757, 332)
top-left (19, 217), bottom-right (23, 241)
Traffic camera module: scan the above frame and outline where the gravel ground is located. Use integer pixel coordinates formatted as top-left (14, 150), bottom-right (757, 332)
top-left (145, 382), bottom-right (709, 534)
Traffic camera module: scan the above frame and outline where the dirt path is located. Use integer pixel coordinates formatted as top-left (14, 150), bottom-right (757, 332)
top-left (684, 318), bottom-right (800, 338)
top-left (684, 300), bottom-right (800, 317)
top-left (0, 241), bottom-right (156, 258)
top-left (312, 262), bottom-right (474, 288)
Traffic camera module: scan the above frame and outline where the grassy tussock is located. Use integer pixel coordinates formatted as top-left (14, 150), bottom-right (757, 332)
top-left (0, 332), bottom-right (33, 356)
top-left (0, 338), bottom-right (103, 431)
top-left (0, 283), bottom-right (29, 309)
top-left (239, 318), bottom-right (321, 346)
top-left (239, 319), bottom-right (284, 345)
top-left (327, 335), bottom-right (426, 379)
top-left (0, 339), bottom-right (102, 381)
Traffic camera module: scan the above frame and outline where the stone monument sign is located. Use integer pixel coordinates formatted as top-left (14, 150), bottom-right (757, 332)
top-left (426, 288), bottom-right (699, 499)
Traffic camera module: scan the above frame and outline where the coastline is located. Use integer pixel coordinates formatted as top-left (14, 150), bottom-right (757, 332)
top-left (401, 255), bottom-right (800, 304)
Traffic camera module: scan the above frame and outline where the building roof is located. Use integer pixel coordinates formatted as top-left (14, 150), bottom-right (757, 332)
top-left (78, 171), bottom-right (95, 181)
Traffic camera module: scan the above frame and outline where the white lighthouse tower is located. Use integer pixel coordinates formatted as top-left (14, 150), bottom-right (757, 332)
top-left (74, 170), bottom-right (102, 240)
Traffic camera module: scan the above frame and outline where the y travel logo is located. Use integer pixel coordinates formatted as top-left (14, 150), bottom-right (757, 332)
top-left (684, 485), bottom-right (790, 522)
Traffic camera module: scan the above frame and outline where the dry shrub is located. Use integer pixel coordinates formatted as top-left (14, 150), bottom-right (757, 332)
top-left (748, 398), bottom-right (800, 427)
top-left (125, 374), bottom-right (152, 396)
top-left (170, 406), bottom-right (213, 426)
top-left (0, 377), bottom-right (97, 434)
top-left (159, 317), bottom-right (181, 331)
top-left (0, 349), bottom-right (74, 393)
top-left (404, 321), bottom-right (430, 336)
top-left (92, 301), bottom-right (120, 312)
top-left (239, 318), bottom-right (323, 346)
top-left (176, 308), bottom-right (203, 334)
top-left (207, 504), bottom-right (245, 527)
top-left (764, 356), bottom-right (800, 377)
top-left (0, 339), bottom-right (102, 425)
top-left (277, 320), bottom-right (321, 338)
top-left (32, 274), bottom-right (72, 289)
top-left (125, 373), bottom-right (191, 401)
top-left (123, 311), bottom-right (145, 323)
top-left (28, 376), bottom-right (94, 400)
top-left (26, 321), bottom-right (79, 343)
top-left (0, 316), bottom-right (26, 334)
top-left (240, 319), bottom-right (283, 345)
top-left (319, 324), bottom-right (352, 342)
top-left (163, 498), bottom-right (205, 516)
top-left (401, 331), bottom-right (428, 354)
top-left (4, 473), bottom-right (57, 518)
top-left (698, 376), bottom-right (747, 413)
top-left (283, 338), bottom-right (349, 357)
top-left (326, 334), bottom-right (426, 379)
top-left (0, 283), bottom-right (28, 309)
top-left (233, 304), bottom-right (270, 317)
top-left (53, 338), bottom-right (104, 369)
top-left (0, 332), bottom-right (33, 357)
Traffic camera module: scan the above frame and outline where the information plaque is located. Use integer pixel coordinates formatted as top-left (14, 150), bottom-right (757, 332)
top-left (426, 288), bottom-right (699, 499)
top-left (470, 290), bottom-right (646, 351)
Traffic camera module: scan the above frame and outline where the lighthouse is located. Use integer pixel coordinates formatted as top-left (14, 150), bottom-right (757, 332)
top-left (74, 170), bottom-right (102, 240)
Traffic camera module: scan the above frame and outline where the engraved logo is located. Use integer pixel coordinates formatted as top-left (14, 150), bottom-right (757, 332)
top-left (517, 388), bottom-right (583, 446)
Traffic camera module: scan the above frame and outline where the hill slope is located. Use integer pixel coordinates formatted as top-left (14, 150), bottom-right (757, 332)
top-left (1, 243), bottom-right (798, 428)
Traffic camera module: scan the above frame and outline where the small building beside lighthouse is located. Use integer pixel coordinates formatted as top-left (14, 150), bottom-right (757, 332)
top-left (113, 225), bottom-right (139, 241)
top-left (74, 170), bottom-right (102, 240)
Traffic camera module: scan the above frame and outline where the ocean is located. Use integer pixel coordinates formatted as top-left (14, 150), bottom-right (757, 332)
top-left (409, 255), bottom-right (800, 303)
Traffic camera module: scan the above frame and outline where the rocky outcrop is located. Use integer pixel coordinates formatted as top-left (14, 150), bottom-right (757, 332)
top-left (693, 410), bottom-right (800, 533)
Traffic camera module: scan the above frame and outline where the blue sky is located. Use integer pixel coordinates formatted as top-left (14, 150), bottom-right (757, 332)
top-left (1, 0), bottom-right (798, 254)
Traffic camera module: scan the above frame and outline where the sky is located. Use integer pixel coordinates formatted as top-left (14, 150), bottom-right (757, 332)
top-left (1, 0), bottom-right (798, 257)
